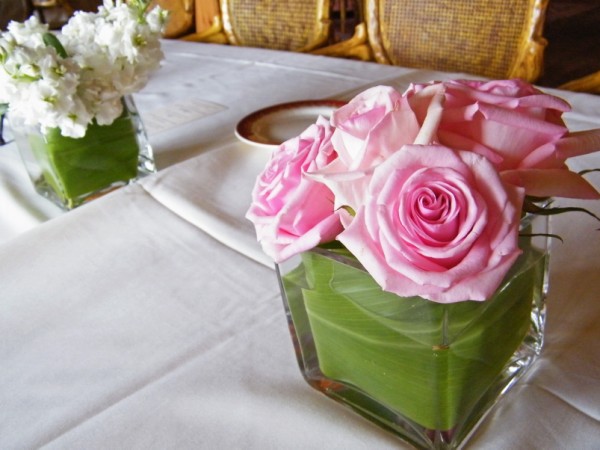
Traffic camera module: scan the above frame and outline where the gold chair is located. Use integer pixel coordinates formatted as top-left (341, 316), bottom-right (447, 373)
top-left (559, 71), bottom-right (600, 94)
top-left (546, 1), bottom-right (600, 94)
top-left (150, 0), bottom-right (195, 38)
top-left (182, 0), bottom-right (331, 52)
top-left (31, 0), bottom-right (73, 28)
top-left (316, 0), bottom-right (549, 82)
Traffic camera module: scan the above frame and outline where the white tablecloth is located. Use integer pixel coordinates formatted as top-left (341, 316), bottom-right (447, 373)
top-left (1, 40), bottom-right (599, 449)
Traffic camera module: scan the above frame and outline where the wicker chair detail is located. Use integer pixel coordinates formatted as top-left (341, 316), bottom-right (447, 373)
top-left (182, 0), bottom-right (331, 52)
top-left (316, 0), bottom-right (549, 82)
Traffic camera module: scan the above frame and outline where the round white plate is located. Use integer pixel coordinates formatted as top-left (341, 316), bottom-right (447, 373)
top-left (235, 99), bottom-right (346, 150)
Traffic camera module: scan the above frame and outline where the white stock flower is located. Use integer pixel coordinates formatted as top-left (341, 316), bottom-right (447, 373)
top-left (6, 17), bottom-right (47, 47)
top-left (0, 0), bottom-right (164, 138)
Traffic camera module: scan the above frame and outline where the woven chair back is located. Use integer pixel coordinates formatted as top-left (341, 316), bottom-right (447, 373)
top-left (220, 0), bottom-right (331, 52)
top-left (365, 0), bottom-right (548, 81)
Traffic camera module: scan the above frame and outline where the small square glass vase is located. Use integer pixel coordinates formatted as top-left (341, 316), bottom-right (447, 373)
top-left (11, 95), bottom-right (155, 210)
top-left (276, 214), bottom-right (550, 449)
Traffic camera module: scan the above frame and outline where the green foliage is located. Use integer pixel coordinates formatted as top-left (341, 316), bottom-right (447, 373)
top-left (282, 245), bottom-right (546, 430)
top-left (524, 197), bottom-right (600, 223)
top-left (42, 32), bottom-right (67, 58)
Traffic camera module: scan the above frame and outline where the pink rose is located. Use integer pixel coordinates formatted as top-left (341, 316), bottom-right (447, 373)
top-left (338, 144), bottom-right (524, 303)
top-left (246, 116), bottom-right (342, 263)
top-left (405, 79), bottom-right (600, 199)
top-left (329, 85), bottom-right (405, 171)
top-left (313, 86), bottom-right (422, 213)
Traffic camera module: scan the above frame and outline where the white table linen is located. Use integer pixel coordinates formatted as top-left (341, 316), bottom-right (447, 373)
top-left (1, 40), bottom-right (600, 449)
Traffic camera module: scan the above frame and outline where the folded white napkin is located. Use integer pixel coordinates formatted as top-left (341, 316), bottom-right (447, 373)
top-left (139, 139), bottom-right (274, 268)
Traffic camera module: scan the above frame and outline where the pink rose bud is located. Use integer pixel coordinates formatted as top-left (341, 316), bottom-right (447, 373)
top-left (246, 116), bottom-right (342, 263)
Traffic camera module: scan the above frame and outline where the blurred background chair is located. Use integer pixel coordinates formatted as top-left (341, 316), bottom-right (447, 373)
top-left (28, 0), bottom-right (102, 29)
top-left (31, 0), bottom-right (73, 28)
top-left (4, 0), bottom-right (598, 93)
top-left (181, 0), bottom-right (332, 52)
top-left (149, 0), bottom-right (195, 38)
top-left (560, 72), bottom-right (600, 94)
top-left (316, 0), bottom-right (549, 82)
top-left (1, 0), bottom-right (33, 30)
top-left (0, 1), bottom-right (198, 47)
top-left (316, 0), bottom-right (600, 93)
top-left (541, 0), bottom-right (600, 93)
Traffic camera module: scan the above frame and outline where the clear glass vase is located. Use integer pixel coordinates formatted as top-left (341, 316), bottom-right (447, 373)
top-left (11, 95), bottom-right (155, 210)
top-left (277, 214), bottom-right (550, 449)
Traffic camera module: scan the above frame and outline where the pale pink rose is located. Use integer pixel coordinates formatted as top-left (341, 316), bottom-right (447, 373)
top-left (246, 116), bottom-right (342, 263)
top-left (330, 85), bottom-right (414, 171)
top-left (338, 144), bottom-right (524, 303)
top-left (313, 86), bottom-right (421, 214)
top-left (405, 79), bottom-right (600, 199)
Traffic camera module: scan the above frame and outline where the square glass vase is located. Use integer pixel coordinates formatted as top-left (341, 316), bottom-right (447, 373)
top-left (11, 95), bottom-right (155, 210)
top-left (276, 214), bottom-right (550, 449)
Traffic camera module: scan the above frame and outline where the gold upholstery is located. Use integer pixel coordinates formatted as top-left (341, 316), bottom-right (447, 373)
top-left (182, 0), bottom-right (331, 52)
top-left (317, 0), bottom-right (549, 82)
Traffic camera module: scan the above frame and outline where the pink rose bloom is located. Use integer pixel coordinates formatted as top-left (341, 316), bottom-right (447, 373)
top-left (338, 144), bottom-right (524, 303)
top-left (405, 79), bottom-right (600, 199)
top-left (246, 116), bottom-right (342, 263)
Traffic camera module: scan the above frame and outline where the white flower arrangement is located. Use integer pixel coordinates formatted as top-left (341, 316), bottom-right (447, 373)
top-left (0, 0), bottom-right (167, 138)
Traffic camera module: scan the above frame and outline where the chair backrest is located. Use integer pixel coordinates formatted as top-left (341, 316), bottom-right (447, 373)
top-left (220, 0), bottom-right (331, 52)
top-left (364, 0), bottom-right (548, 82)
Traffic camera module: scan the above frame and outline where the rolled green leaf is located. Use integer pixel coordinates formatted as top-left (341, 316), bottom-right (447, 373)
top-left (42, 32), bottom-right (68, 58)
top-left (282, 241), bottom-right (546, 432)
top-left (27, 109), bottom-right (140, 208)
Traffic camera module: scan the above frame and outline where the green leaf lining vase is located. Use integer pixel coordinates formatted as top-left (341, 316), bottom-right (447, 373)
top-left (276, 214), bottom-right (550, 449)
top-left (11, 95), bottom-right (155, 210)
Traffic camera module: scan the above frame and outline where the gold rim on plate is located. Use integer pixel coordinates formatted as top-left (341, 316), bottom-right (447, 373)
top-left (235, 99), bottom-right (346, 149)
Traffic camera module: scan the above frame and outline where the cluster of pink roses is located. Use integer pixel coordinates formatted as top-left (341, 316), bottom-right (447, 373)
top-left (247, 79), bottom-right (600, 303)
